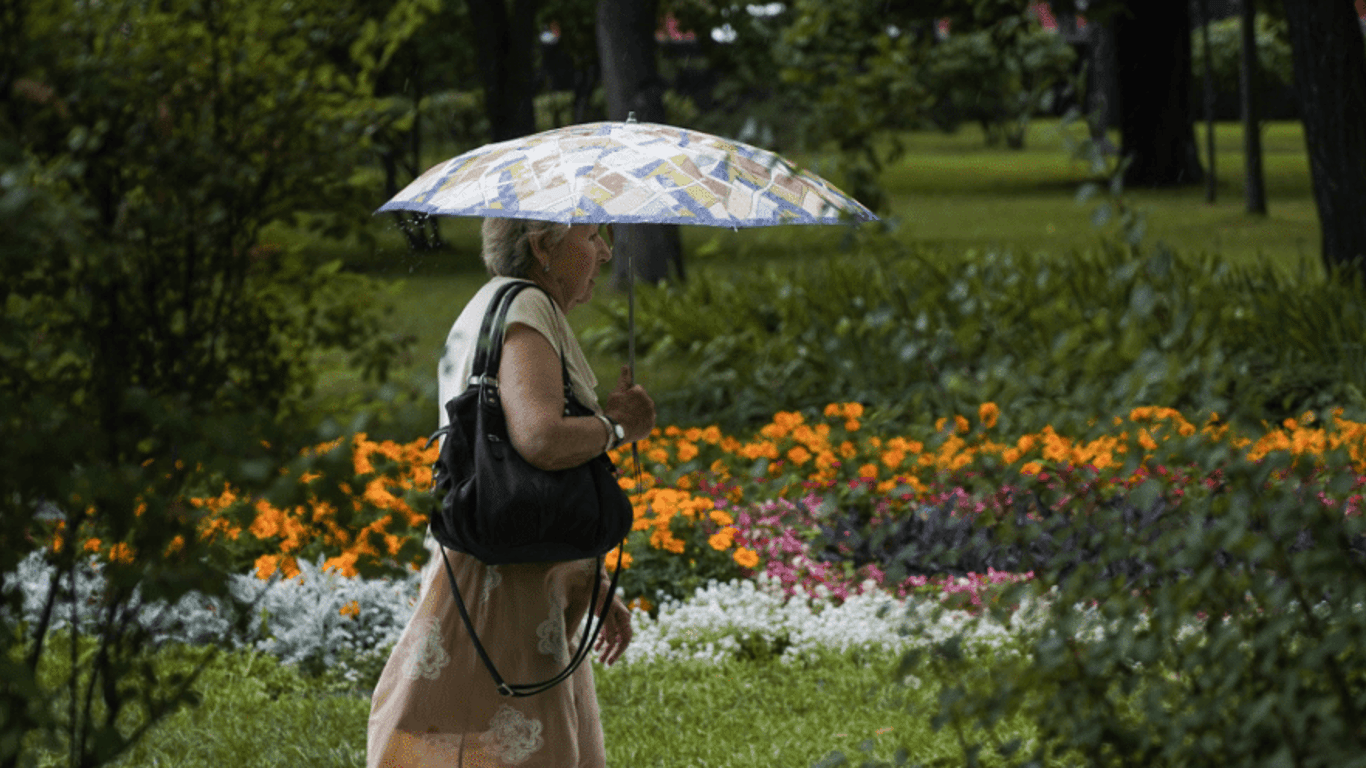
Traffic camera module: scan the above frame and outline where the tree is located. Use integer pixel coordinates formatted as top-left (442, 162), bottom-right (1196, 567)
top-left (1239, 0), bottom-right (1268, 215)
top-left (465, 0), bottom-right (540, 141)
top-left (1111, 0), bottom-right (1206, 186)
top-left (1, 0), bottom-right (414, 764)
top-left (1280, 0), bottom-right (1366, 279)
top-left (596, 0), bottom-right (684, 285)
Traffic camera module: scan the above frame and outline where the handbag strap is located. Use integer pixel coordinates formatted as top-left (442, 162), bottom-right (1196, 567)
top-left (471, 280), bottom-right (576, 409)
top-left (439, 278), bottom-right (627, 696)
top-left (440, 547), bottom-right (624, 697)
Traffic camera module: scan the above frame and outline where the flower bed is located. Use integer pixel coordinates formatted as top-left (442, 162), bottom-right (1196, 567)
top-left (59, 402), bottom-right (1350, 613)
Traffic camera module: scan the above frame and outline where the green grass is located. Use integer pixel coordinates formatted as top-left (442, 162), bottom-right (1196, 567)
top-left (91, 648), bottom-right (1030, 768)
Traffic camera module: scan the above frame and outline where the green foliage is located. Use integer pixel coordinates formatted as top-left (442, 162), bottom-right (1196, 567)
top-left (914, 445), bottom-right (1366, 766)
top-left (585, 238), bottom-right (1366, 435)
top-left (1192, 13), bottom-right (1295, 98)
top-left (1, 0), bottom-right (422, 764)
top-left (921, 17), bottom-right (1076, 148)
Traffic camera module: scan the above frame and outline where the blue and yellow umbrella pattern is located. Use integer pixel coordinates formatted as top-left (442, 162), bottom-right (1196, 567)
top-left (376, 121), bottom-right (877, 228)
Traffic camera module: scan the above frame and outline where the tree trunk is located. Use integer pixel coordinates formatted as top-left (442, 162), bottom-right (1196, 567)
top-left (1086, 20), bottom-right (1121, 146)
top-left (465, 0), bottom-right (538, 142)
top-left (1240, 0), bottom-right (1267, 214)
top-left (1112, 0), bottom-right (1205, 187)
top-left (596, 0), bottom-right (683, 286)
top-left (1282, 0), bottom-right (1366, 279)
top-left (1200, 0), bottom-right (1218, 203)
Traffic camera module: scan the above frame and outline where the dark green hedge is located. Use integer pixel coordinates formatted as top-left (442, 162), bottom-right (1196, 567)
top-left (587, 241), bottom-right (1366, 436)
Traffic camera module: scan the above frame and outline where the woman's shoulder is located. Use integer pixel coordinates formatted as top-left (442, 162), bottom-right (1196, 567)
top-left (502, 281), bottom-right (563, 333)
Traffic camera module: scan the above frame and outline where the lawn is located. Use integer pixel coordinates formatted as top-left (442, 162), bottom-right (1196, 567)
top-left (98, 647), bottom-right (997, 768)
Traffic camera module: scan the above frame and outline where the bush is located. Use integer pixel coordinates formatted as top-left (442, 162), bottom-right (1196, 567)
top-left (909, 438), bottom-right (1366, 766)
top-left (1192, 13), bottom-right (1298, 120)
top-left (921, 22), bottom-right (1077, 147)
top-left (585, 241), bottom-right (1366, 435)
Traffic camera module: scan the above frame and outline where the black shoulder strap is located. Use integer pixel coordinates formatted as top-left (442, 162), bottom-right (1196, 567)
top-left (469, 280), bottom-right (529, 380)
top-left (470, 280), bottom-right (575, 406)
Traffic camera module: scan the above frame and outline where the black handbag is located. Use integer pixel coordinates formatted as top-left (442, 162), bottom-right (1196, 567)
top-left (426, 280), bottom-right (633, 696)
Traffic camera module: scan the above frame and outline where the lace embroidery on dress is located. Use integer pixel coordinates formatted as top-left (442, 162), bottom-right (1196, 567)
top-left (400, 617), bottom-right (451, 681)
top-left (482, 565), bottom-right (502, 601)
top-left (535, 598), bottom-right (568, 665)
top-left (478, 705), bottom-right (545, 765)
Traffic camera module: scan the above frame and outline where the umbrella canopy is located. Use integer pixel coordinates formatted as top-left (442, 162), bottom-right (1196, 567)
top-left (376, 119), bottom-right (877, 228)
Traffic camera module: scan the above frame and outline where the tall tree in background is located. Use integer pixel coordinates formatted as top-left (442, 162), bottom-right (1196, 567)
top-left (597, 0), bottom-right (684, 284)
top-left (466, 0), bottom-right (539, 141)
top-left (1281, 0), bottom-right (1366, 279)
top-left (1112, 0), bottom-right (1205, 186)
top-left (1239, 0), bottom-right (1267, 214)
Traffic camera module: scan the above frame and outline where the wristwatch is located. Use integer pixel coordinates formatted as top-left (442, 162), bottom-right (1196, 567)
top-left (605, 415), bottom-right (626, 450)
top-left (597, 413), bottom-right (626, 451)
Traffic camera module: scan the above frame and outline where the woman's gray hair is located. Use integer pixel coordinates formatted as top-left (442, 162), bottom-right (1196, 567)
top-left (481, 218), bottom-right (571, 277)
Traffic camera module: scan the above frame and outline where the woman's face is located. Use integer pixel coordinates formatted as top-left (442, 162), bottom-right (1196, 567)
top-left (538, 224), bottom-right (613, 311)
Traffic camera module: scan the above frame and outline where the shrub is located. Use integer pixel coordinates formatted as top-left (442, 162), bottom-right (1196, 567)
top-left (909, 437), bottom-right (1366, 766)
top-left (920, 22), bottom-right (1077, 147)
top-left (584, 242), bottom-right (1366, 435)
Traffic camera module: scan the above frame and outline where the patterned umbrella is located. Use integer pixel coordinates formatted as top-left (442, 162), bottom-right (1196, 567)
top-left (376, 119), bottom-right (877, 228)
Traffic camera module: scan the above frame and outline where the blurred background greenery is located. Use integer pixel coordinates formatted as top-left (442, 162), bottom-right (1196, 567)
top-left (6, 0), bottom-right (1366, 765)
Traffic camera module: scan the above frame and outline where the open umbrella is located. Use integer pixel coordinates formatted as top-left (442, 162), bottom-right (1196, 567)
top-left (377, 118), bottom-right (876, 229)
top-left (377, 117), bottom-right (878, 376)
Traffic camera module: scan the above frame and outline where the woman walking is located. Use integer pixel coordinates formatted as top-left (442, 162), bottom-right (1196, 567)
top-left (368, 218), bottom-right (654, 767)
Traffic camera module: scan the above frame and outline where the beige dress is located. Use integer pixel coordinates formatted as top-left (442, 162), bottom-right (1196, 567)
top-left (367, 278), bottom-right (607, 768)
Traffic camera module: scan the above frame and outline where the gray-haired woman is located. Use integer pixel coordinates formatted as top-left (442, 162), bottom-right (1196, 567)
top-left (368, 218), bottom-right (655, 768)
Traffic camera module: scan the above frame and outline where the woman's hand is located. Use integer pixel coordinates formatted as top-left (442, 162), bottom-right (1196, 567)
top-left (602, 366), bottom-right (655, 444)
top-left (593, 588), bottom-right (633, 666)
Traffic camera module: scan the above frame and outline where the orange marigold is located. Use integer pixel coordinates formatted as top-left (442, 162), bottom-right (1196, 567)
top-left (707, 529), bottom-right (734, 551)
top-left (733, 548), bottom-right (760, 569)
top-left (978, 402), bottom-right (999, 429)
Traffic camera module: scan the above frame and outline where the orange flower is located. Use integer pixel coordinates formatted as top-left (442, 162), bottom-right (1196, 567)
top-left (858, 463), bottom-right (879, 479)
top-left (676, 442), bottom-right (700, 462)
top-left (339, 601), bottom-right (360, 618)
top-left (978, 402), bottom-right (999, 429)
top-left (733, 548), bottom-right (760, 569)
top-left (107, 543), bottom-right (135, 563)
top-left (605, 548), bottom-right (633, 570)
top-left (708, 529), bottom-right (735, 551)
top-left (324, 551), bottom-right (360, 577)
top-left (787, 446), bottom-right (813, 465)
top-left (84, 538), bottom-right (102, 553)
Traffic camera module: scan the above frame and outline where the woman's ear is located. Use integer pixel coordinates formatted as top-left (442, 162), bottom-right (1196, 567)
top-left (528, 231), bottom-right (552, 271)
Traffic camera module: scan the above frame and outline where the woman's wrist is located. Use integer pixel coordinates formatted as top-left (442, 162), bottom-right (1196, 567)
top-left (594, 413), bottom-right (618, 452)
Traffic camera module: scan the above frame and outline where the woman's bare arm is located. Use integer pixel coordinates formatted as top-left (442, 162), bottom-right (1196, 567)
top-left (499, 323), bottom-right (653, 471)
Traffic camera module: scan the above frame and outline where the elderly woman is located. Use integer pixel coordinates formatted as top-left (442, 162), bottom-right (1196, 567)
top-left (368, 218), bottom-right (655, 768)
